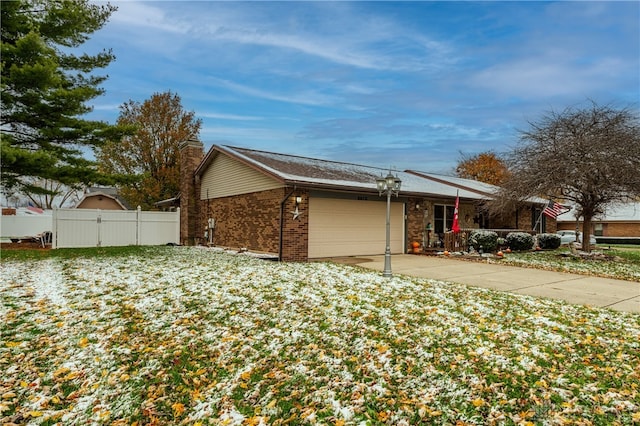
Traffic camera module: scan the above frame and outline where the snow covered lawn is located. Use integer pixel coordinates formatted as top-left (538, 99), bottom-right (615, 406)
top-left (2, 247), bottom-right (639, 425)
top-left (494, 250), bottom-right (640, 282)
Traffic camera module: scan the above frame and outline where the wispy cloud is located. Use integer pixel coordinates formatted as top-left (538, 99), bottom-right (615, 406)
top-left (109, 1), bottom-right (454, 72)
top-left (198, 112), bottom-right (263, 121)
top-left (109, 2), bottom-right (188, 34)
top-left (84, 1), bottom-right (638, 172)
top-left (205, 77), bottom-right (340, 107)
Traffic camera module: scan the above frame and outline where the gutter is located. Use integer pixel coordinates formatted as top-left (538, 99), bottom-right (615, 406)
top-left (278, 186), bottom-right (297, 261)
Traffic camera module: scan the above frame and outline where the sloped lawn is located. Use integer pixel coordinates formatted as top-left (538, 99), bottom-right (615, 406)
top-left (494, 249), bottom-right (640, 282)
top-left (1, 247), bottom-right (639, 425)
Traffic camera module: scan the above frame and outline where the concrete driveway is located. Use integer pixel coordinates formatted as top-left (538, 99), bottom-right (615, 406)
top-left (344, 254), bottom-right (640, 313)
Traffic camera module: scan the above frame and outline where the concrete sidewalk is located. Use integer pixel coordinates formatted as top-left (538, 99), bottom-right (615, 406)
top-left (345, 254), bottom-right (640, 313)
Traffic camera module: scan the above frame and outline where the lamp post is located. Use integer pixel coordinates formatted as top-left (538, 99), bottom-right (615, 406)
top-left (376, 172), bottom-right (402, 278)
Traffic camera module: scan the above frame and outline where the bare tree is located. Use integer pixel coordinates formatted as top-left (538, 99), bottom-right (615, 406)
top-left (21, 179), bottom-right (82, 209)
top-left (493, 102), bottom-right (640, 252)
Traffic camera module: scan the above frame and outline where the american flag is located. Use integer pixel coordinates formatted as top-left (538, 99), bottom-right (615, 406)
top-left (542, 200), bottom-right (568, 219)
top-left (27, 203), bottom-right (44, 214)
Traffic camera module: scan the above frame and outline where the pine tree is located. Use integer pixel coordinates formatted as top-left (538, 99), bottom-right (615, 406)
top-left (1, 0), bottom-right (123, 196)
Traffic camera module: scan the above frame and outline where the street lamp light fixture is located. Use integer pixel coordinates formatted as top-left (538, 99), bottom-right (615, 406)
top-left (376, 171), bottom-right (402, 277)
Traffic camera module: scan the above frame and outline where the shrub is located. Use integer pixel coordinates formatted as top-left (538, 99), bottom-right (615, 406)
top-left (506, 232), bottom-right (535, 251)
top-left (469, 230), bottom-right (498, 252)
top-left (537, 233), bottom-right (561, 250)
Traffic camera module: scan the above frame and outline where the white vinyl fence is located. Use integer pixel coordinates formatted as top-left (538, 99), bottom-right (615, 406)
top-left (0, 214), bottom-right (53, 241)
top-left (52, 207), bottom-right (180, 248)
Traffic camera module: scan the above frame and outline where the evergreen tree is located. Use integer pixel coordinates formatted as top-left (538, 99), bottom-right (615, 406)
top-left (1, 0), bottom-right (123, 196)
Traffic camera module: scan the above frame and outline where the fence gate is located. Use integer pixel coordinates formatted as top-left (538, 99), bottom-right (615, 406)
top-left (52, 208), bottom-right (179, 249)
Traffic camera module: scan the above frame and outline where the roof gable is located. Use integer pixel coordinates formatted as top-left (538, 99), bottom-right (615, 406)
top-left (199, 149), bottom-right (282, 199)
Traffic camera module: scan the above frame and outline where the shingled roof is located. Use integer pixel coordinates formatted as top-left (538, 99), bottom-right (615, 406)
top-left (197, 145), bottom-right (499, 201)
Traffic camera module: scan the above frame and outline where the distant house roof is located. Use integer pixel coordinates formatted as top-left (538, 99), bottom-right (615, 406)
top-left (196, 145), bottom-right (503, 201)
top-left (76, 187), bottom-right (131, 210)
top-left (86, 186), bottom-right (119, 196)
top-left (557, 202), bottom-right (640, 222)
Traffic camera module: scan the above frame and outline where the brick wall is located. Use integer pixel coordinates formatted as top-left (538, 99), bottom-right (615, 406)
top-left (606, 222), bottom-right (640, 237)
top-left (201, 188), bottom-right (309, 261)
top-left (179, 139), bottom-right (204, 245)
top-left (406, 197), bottom-right (427, 250)
top-left (202, 188), bottom-right (282, 253)
top-left (558, 221), bottom-right (640, 237)
top-left (280, 190), bottom-right (309, 262)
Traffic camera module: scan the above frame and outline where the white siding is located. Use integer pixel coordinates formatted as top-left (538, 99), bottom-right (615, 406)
top-left (200, 153), bottom-right (282, 199)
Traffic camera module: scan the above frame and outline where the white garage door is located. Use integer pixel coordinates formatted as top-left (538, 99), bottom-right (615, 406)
top-left (308, 197), bottom-right (404, 258)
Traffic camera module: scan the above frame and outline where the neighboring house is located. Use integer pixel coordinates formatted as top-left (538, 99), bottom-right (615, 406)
top-left (557, 202), bottom-right (640, 238)
top-left (75, 187), bottom-right (130, 210)
top-left (179, 140), bottom-right (552, 261)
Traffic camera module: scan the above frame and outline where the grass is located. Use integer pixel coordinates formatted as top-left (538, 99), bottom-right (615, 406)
top-left (0, 245), bottom-right (148, 261)
top-left (609, 246), bottom-right (640, 263)
top-left (1, 246), bottom-right (639, 425)
top-left (495, 246), bottom-right (640, 281)
top-left (3, 244), bottom-right (639, 278)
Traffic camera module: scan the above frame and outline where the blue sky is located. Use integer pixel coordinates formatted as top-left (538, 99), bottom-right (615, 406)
top-left (84, 1), bottom-right (639, 174)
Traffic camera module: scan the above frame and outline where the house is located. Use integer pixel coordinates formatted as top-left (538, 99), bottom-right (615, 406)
top-left (556, 202), bottom-right (640, 240)
top-left (179, 140), bottom-right (551, 261)
top-left (75, 187), bottom-right (130, 210)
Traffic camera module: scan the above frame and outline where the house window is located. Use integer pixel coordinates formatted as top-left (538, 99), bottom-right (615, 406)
top-left (434, 204), bottom-right (455, 234)
top-left (594, 223), bottom-right (603, 236)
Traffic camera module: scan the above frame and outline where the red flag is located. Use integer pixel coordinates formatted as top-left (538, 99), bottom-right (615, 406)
top-left (452, 191), bottom-right (460, 233)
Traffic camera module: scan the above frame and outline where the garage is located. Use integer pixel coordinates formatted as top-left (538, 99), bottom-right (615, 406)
top-left (308, 197), bottom-right (405, 258)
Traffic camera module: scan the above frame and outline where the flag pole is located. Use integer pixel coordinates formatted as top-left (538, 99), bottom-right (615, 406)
top-left (532, 206), bottom-right (543, 232)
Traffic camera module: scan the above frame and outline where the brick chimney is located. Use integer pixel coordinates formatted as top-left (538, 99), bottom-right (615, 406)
top-left (179, 138), bottom-right (204, 245)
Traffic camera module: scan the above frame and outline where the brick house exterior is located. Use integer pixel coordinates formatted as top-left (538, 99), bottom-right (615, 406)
top-left (179, 139), bottom-right (204, 245)
top-left (201, 187), bottom-right (310, 260)
top-left (556, 202), bottom-right (640, 238)
top-left (179, 142), bottom-right (552, 261)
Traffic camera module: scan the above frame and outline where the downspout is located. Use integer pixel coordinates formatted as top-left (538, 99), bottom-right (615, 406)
top-left (279, 186), bottom-right (297, 261)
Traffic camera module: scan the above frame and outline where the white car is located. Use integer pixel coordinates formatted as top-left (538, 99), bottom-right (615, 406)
top-left (556, 230), bottom-right (597, 246)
